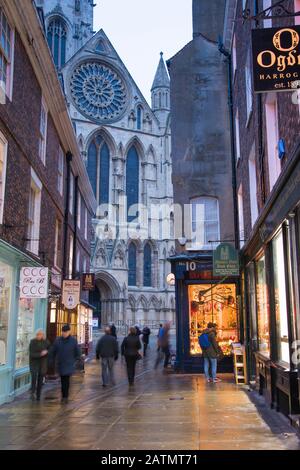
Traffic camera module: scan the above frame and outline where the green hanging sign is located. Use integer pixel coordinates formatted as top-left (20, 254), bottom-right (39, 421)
top-left (213, 243), bottom-right (239, 277)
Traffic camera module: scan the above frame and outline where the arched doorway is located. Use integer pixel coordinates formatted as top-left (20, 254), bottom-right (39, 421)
top-left (89, 285), bottom-right (101, 328)
top-left (93, 271), bottom-right (123, 326)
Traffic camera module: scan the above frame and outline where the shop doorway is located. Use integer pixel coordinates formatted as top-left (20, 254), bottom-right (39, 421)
top-left (188, 283), bottom-right (238, 372)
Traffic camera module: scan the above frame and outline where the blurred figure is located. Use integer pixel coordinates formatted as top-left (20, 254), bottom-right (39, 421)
top-left (121, 327), bottom-right (142, 385)
top-left (109, 322), bottom-right (117, 339)
top-left (134, 324), bottom-right (142, 336)
top-left (96, 327), bottom-right (119, 387)
top-left (199, 322), bottom-right (221, 383)
top-left (155, 322), bottom-right (171, 369)
top-left (157, 323), bottom-right (163, 352)
top-left (142, 326), bottom-right (151, 357)
top-left (49, 324), bottom-right (81, 403)
top-left (29, 329), bottom-right (50, 401)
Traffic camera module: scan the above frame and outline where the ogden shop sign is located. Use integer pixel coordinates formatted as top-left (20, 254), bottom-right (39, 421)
top-left (252, 26), bottom-right (300, 93)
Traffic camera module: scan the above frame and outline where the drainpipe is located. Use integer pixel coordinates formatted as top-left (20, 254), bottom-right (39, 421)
top-left (73, 176), bottom-right (79, 279)
top-left (218, 41), bottom-right (240, 251)
top-left (255, 0), bottom-right (266, 204)
top-left (63, 151), bottom-right (73, 279)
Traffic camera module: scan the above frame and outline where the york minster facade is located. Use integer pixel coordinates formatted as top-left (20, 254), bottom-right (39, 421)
top-left (38, 0), bottom-right (175, 326)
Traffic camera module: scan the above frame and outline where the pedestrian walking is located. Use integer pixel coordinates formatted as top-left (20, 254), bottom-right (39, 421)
top-left (96, 327), bottom-right (119, 387)
top-left (29, 329), bottom-right (50, 401)
top-left (199, 322), bottom-right (222, 383)
top-left (49, 324), bottom-right (82, 403)
top-left (155, 322), bottom-right (171, 369)
top-left (121, 327), bottom-right (142, 386)
top-left (134, 324), bottom-right (142, 336)
top-left (142, 326), bottom-right (151, 357)
top-left (157, 323), bottom-right (163, 352)
top-left (109, 322), bottom-right (117, 339)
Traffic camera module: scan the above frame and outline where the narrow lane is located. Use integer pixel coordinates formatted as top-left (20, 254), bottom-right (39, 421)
top-left (0, 337), bottom-right (299, 450)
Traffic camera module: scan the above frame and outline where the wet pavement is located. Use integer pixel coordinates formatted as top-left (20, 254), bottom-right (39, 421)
top-left (0, 335), bottom-right (299, 450)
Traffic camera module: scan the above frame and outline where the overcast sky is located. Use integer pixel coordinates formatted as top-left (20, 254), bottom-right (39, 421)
top-left (94, 0), bottom-right (193, 104)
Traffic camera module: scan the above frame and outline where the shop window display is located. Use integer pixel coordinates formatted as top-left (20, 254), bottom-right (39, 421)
top-left (272, 231), bottom-right (290, 364)
top-left (256, 255), bottom-right (270, 356)
top-left (188, 284), bottom-right (238, 356)
top-left (0, 261), bottom-right (13, 366)
top-left (15, 298), bottom-right (36, 369)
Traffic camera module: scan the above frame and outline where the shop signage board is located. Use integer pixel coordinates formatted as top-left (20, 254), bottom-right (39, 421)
top-left (82, 273), bottom-right (95, 291)
top-left (213, 243), bottom-right (239, 277)
top-left (252, 26), bottom-right (300, 93)
top-left (19, 267), bottom-right (49, 299)
top-left (62, 280), bottom-right (81, 310)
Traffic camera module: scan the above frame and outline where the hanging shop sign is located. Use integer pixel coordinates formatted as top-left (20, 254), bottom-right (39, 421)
top-left (252, 26), bottom-right (300, 93)
top-left (62, 280), bottom-right (81, 310)
top-left (82, 273), bottom-right (95, 291)
top-left (19, 267), bottom-right (49, 299)
top-left (213, 243), bottom-right (239, 277)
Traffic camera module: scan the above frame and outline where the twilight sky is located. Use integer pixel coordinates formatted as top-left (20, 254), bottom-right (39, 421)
top-left (94, 0), bottom-right (193, 104)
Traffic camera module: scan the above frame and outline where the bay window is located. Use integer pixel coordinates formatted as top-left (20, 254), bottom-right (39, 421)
top-left (256, 255), bottom-right (270, 356)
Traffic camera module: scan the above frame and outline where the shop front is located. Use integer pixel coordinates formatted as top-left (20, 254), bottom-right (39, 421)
top-left (0, 240), bottom-right (47, 405)
top-left (48, 299), bottom-right (94, 354)
top-left (242, 146), bottom-right (300, 417)
top-left (170, 253), bottom-right (239, 373)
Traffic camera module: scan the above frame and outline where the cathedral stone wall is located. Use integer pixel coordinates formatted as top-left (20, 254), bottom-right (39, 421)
top-left (41, 1), bottom-right (176, 327)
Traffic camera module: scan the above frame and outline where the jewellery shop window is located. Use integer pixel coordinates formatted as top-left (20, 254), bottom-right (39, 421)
top-left (15, 298), bottom-right (37, 369)
top-left (0, 261), bottom-right (13, 367)
top-left (189, 284), bottom-right (238, 356)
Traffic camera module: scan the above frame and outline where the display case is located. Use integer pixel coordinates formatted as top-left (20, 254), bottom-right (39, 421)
top-left (188, 283), bottom-right (238, 357)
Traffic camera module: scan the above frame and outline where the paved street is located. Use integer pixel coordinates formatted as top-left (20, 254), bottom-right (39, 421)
top-left (0, 336), bottom-right (299, 451)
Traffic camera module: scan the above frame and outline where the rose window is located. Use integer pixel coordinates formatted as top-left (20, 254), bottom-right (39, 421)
top-left (70, 62), bottom-right (127, 122)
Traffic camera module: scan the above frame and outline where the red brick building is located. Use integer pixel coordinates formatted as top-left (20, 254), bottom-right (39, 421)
top-left (224, 0), bottom-right (300, 419)
top-left (0, 0), bottom-right (96, 404)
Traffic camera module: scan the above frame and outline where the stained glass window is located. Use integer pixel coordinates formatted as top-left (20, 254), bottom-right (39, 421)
top-left (126, 146), bottom-right (139, 222)
top-left (47, 18), bottom-right (67, 69)
top-left (87, 137), bottom-right (110, 205)
top-left (144, 243), bottom-right (152, 287)
top-left (128, 243), bottom-right (137, 286)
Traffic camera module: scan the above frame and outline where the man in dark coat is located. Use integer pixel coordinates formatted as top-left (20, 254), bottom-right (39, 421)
top-left (109, 322), bottom-right (117, 339)
top-left (201, 322), bottom-right (221, 383)
top-left (142, 326), bottom-right (151, 357)
top-left (121, 327), bottom-right (142, 385)
top-left (49, 324), bottom-right (81, 403)
top-left (29, 330), bottom-right (50, 401)
top-left (96, 327), bottom-right (119, 387)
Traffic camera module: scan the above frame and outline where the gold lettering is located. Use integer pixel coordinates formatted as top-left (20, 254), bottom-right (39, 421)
top-left (257, 50), bottom-right (276, 68)
top-left (287, 50), bottom-right (297, 66)
top-left (273, 28), bottom-right (300, 52)
top-left (260, 74), bottom-right (265, 80)
top-left (277, 55), bottom-right (286, 72)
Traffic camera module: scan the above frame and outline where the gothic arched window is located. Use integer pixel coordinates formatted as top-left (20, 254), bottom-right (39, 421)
top-left (144, 243), bottom-right (152, 287)
top-left (137, 106), bottom-right (142, 130)
top-left (47, 18), bottom-right (67, 68)
top-left (87, 136), bottom-right (110, 204)
top-left (126, 146), bottom-right (139, 222)
top-left (128, 243), bottom-right (137, 286)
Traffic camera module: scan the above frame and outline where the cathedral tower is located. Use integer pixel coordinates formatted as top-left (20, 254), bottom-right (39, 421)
top-left (151, 52), bottom-right (170, 130)
top-left (37, 0), bottom-right (94, 68)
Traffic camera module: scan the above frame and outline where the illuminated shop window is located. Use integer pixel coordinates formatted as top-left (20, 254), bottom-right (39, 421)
top-left (256, 255), bottom-right (270, 356)
top-left (188, 284), bottom-right (238, 357)
top-left (272, 230), bottom-right (290, 364)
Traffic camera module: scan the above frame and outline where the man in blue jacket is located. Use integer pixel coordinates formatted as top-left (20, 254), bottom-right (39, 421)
top-left (50, 324), bottom-right (81, 403)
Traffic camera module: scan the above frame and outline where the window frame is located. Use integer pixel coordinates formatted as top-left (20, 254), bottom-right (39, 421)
top-left (39, 97), bottom-right (48, 165)
top-left (0, 7), bottom-right (14, 102)
top-left (0, 131), bottom-right (8, 225)
top-left (27, 169), bottom-right (42, 256)
top-left (189, 196), bottom-right (220, 250)
top-left (57, 146), bottom-right (64, 196)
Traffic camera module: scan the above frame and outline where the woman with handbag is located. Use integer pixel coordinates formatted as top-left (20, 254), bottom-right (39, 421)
top-left (121, 327), bottom-right (142, 386)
